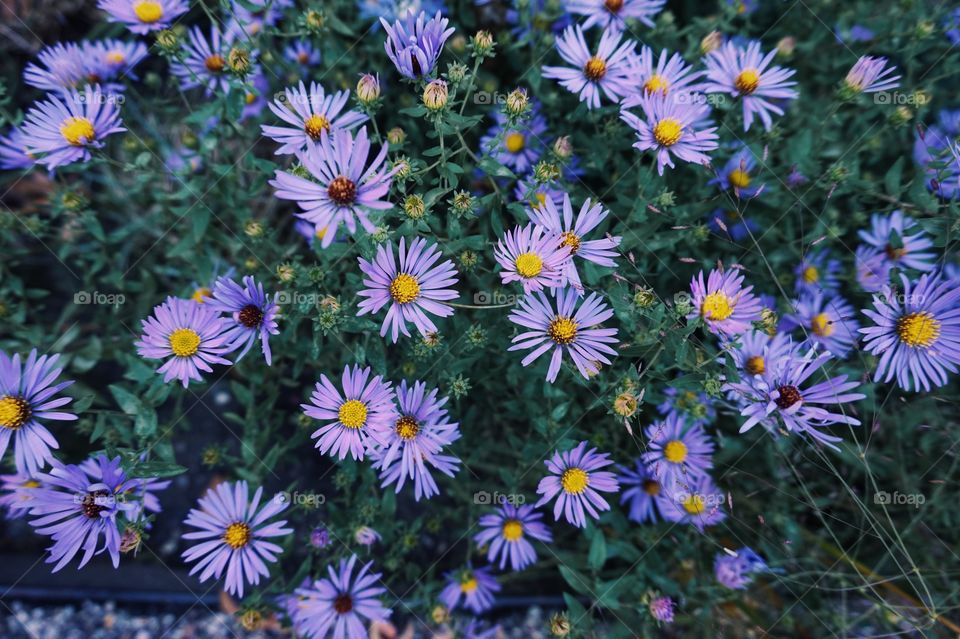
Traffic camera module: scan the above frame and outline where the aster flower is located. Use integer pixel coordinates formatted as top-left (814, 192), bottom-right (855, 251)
top-left (843, 56), bottom-right (900, 94)
top-left (535, 440), bottom-right (619, 528)
top-left (354, 526), bottom-right (381, 546)
top-left (480, 109), bottom-right (547, 174)
top-left (356, 237), bottom-right (459, 343)
top-left (0, 127), bottom-right (34, 170)
top-left (715, 547), bottom-right (768, 590)
top-left (527, 192), bottom-right (621, 290)
top-left (270, 127), bottom-right (396, 247)
top-left (793, 248), bottom-right (842, 295)
top-left (707, 208), bottom-right (759, 241)
top-left (474, 503), bottom-right (553, 571)
top-left (508, 287), bottom-right (619, 382)
top-left (23, 43), bottom-right (85, 93)
top-left (301, 364), bottom-right (397, 461)
top-left (380, 11), bottom-right (455, 80)
top-left (495, 224), bottom-right (572, 293)
top-left (723, 349), bottom-right (864, 449)
top-left (1, 473), bottom-right (41, 518)
top-left (84, 39), bottom-right (149, 85)
top-left (182, 480), bottom-right (291, 597)
top-left (170, 26), bottom-right (237, 95)
top-left (722, 329), bottom-right (795, 380)
top-left (440, 567), bottom-right (501, 614)
top-left (20, 85), bottom-right (125, 170)
top-left (206, 275), bottom-right (280, 365)
top-left (542, 25), bottom-right (636, 109)
top-left (860, 272), bottom-right (960, 392)
top-left (515, 177), bottom-right (565, 211)
top-left (657, 387), bottom-right (716, 427)
top-left (620, 90), bottom-right (718, 175)
top-left (26, 456), bottom-right (152, 571)
top-left (0, 349), bottom-right (76, 476)
top-left (285, 40), bottom-right (321, 67)
top-left (135, 297), bottom-right (233, 388)
top-left (689, 268), bottom-right (764, 337)
top-left (858, 210), bottom-right (937, 274)
top-left (856, 246), bottom-right (892, 293)
top-left (262, 82), bottom-right (368, 155)
top-left (369, 379), bottom-right (461, 501)
top-left (708, 146), bottom-right (763, 198)
top-left (623, 45), bottom-right (706, 97)
top-left (913, 109), bottom-right (960, 199)
top-left (658, 473), bottom-right (726, 531)
top-left (565, 0), bottom-right (664, 30)
top-left (229, 0), bottom-right (293, 30)
top-left (641, 414), bottom-right (714, 490)
top-left (617, 459), bottom-right (662, 523)
top-left (98, 0), bottom-right (188, 34)
top-left (648, 595), bottom-right (675, 623)
top-left (785, 293), bottom-right (860, 358)
top-left (702, 41), bottom-right (798, 131)
top-left (292, 555), bottom-right (392, 639)
top-left (309, 526), bottom-right (331, 549)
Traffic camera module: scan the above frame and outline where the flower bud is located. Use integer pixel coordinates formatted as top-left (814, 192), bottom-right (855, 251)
top-left (447, 61), bottom-right (468, 83)
top-left (472, 30), bottom-right (495, 56)
top-left (357, 73), bottom-right (380, 105)
top-left (700, 30), bottom-right (723, 55)
top-left (553, 136), bottom-right (572, 159)
top-left (423, 79), bottom-right (448, 110)
top-left (505, 88), bottom-right (529, 116)
top-left (549, 613), bottom-right (571, 636)
top-left (776, 36), bottom-right (796, 57)
top-left (403, 194), bottom-right (426, 220)
top-left (228, 47), bottom-right (251, 75)
top-left (156, 29), bottom-right (178, 51)
top-left (244, 220), bottom-right (264, 238)
top-left (304, 9), bottom-right (324, 30)
top-left (387, 127), bottom-right (405, 145)
top-left (613, 391), bottom-right (639, 418)
top-left (276, 263), bottom-right (296, 283)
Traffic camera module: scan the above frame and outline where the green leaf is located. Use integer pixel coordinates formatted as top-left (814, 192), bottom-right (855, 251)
top-left (588, 528), bottom-right (607, 571)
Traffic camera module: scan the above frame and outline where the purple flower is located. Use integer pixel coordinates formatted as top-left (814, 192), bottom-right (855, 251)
top-left (356, 237), bottom-right (459, 343)
top-left (508, 287), bottom-right (619, 383)
top-left (793, 248), bottom-right (842, 295)
top-left (914, 109), bottom-right (960, 199)
top-left (623, 45), bottom-right (706, 97)
top-left (658, 473), bottom-right (726, 531)
top-left (689, 268), bottom-right (763, 337)
top-left (0, 473), bottom-right (41, 518)
top-left (284, 40), bottom-right (321, 67)
top-left (301, 364), bottom-right (397, 461)
top-left (262, 81), bottom-right (368, 155)
top-left (170, 27), bottom-right (240, 95)
top-left (270, 127), bottom-right (396, 247)
top-left (543, 25), bottom-right (636, 109)
top-left (292, 555), bottom-right (392, 639)
top-left (515, 178), bottom-right (565, 211)
top-left (641, 414), bottom-right (714, 490)
top-left (135, 297), bottom-right (233, 388)
top-left (309, 526), bottom-right (331, 549)
top-left (474, 503), bottom-right (553, 571)
top-left (844, 56), bottom-right (900, 94)
top-left (26, 456), bottom-right (149, 571)
top-left (0, 127), bottom-right (34, 170)
top-left (648, 595), bottom-right (675, 623)
top-left (858, 210), bottom-right (937, 274)
top-left (706, 208), bottom-right (759, 241)
top-left (723, 349), bottom-right (865, 449)
top-left (565, 0), bottom-right (665, 31)
top-left (715, 547), bottom-right (768, 590)
top-left (85, 39), bottom-right (149, 84)
top-left (535, 440), bottom-right (619, 528)
top-left (380, 11), bottom-right (455, 80)
top-left (722, 329), bottom-right (795, 380)
top-left (20, 86), bottom-right (125, 170)
top-left (656, 387), bottom-right (716, 427)
top-left (785, 293), bottom-right (860, 358)
top-left (708, 146), bottom-right (762, 198)
top-left (354, 525), bottom-right (381, 546)
top-left (480, 109), bottom-right (547, 174)
top-left (860, 272), bottom-right (960, 392)
top-left (369, 380), bottom-right (461, 501)
top-left (207, 275), bottom-right (280, 365)
top-left (495, 224), bottom-right (572, 293)
top-left (856, 246), bottom-right (892, 293)
top-left (0, 349), bottom-right (76, 475)
top-left (181, 480), bottom-right (292, 597)
top-left (617, 459), bottom-right (662, 523)
top-left (440, 566), bottom-right (501, 613)
top-left (98, 0), bottom-right (189, 34)
top-left (24, 40), bottom-right (148, 95)
top-left (527, 192), bottom-right (621, 290)
top-left (702, 41), bottom-right (798, 131)
top-left (621, 90), bottom-right (718, 175)
top-left (23, 43), bottom-right (85, 93)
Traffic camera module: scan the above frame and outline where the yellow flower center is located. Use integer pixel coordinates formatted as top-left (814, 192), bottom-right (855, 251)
top-left (338, 399), bottom-right (368, 429)
top-left (502, 520), bottom-right (523, 541)
top-left (395, 415), bottom-right (420, 440)
top-left (60, 117), bottom-right (95, 146)
top-left (682, 494), bottom-right (706, 515)
top-left (106, 51), bottom-right (126, 65)
top-left (745, 355), bottom-right (765, 375)
top-left (603, 0), bottom-right (623, 12)
top-left (734, 69), bottom-right (760, 95)
top-left (644, 74), bottom-right (670, 93)
top-left (561, 467), bottom-right (589, 494)
top-left (514, 252), bottom-right (543, 278)
top-left (663, 440), bottom-right (688, 463)
top-left (700, 292), bottom-right (734, 321)
top-left (653, 118), bottom-right (683, 147)
top-left (560, 231), bottom-right (581, 254)
top-left (584, 57), bottom-right (607, 81)
top-left (802, 265), bottom-right (819, 283)
top-left (729, 169), bottom-right (751, 189)
top-left (810, 313), bottom-right (834, 337)
top-left (389, 273), bottom-right (420, 304)
top-left (0, 396), bottom-right (31, 430)
top-left (315, 226), bottom-right (327, 240)
top-left (896, 312), bottom-right (940, 348)
top-left (304, 114), bottom-right (331, 141)
top-left (460, 577), bottom-right (478, 593)
top-left (548, 316), bottom-right (578, 345)
top-left (505, 132), bottom-right (525, 153)
top-left (204, 54), bottom-right (225, 73)
top-left (168, 328), bottom-right (201, 357)
top-left (191, 287), bottom-right (212, 303)
top-left (223, 522), bottom-right (251, 549)
top-left (245, 92), bottom-right (257, 105)
top-left (133, 0), bottom-right (163, 23)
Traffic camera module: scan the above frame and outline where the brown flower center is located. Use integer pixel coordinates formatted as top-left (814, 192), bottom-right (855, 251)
top-left (238, 304), bottom-right (263, 328)
top-left (775, 385), bottom-right (802, 410)
top-left (328, 176), bottom-right (357, 206)
top-left (334, 594), bottom-right (353, 614)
